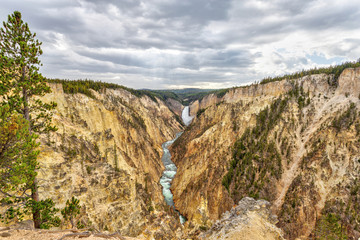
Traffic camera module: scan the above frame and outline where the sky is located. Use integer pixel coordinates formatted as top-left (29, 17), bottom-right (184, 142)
top-left (1, 0), bottom-right (360, 89)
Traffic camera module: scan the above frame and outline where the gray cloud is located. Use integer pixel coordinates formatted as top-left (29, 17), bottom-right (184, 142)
top-left (0, 0), bottom-right (360, 89)
top-left (154, 0), bottom-right (231, 23)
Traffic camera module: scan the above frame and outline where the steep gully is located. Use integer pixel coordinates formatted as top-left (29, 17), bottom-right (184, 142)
top-left (159, 106), bottom-right (194, 224)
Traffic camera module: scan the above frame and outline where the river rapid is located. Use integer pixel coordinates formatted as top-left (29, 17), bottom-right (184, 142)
top-left (159, 106), bottom-right (193, 224)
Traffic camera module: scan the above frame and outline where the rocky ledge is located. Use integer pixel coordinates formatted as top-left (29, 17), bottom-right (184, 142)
top-left (200, 197), bottom-right (284, 240)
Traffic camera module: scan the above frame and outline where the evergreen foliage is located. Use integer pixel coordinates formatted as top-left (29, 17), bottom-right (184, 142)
top-left (146, 89), bottom-right (182, 102)
top-left (222, 83), bottom-right (311, 201)
top-left (0, 105), bottom-right (39, 221)
top-left (0, 11), bottom-right (57, 134)
top-left (48, 78), bottom-right (170, 103)
top-left (0, 11), bottom-right (57, 228)
top-left (332, 102), bottom-right (357, 131)
top-left (169, 88), bottom-right (216, 105)
top-left (314, 208), bottom-right (348, 239)
top-left (0, 106), bottom-right (61, 229)
top-left (260, 60), bottom-right (360, 85)
top-left (315, 213), bottom-right (347, 240)
top-left (47, 79), bottom-right (217, 105)
top-left (312, 179), bottom-right (360, 239)
top-left (48, 78), bottom-right (136, 98)
top-left (196, 108), bottom-right (206, 118)
top-left (27, 198), bottom-right (61, 229)
top-left (222, 98), bottom-right (286, 200)
top-left (192, 60), bottom-right (360, 102)
top-left (61, 197), bottom-right (81, 229)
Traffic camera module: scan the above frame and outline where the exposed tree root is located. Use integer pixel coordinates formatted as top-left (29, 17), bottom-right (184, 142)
top-left (0, 227), bottom-right (10, 232)
top-left (57, 231), bottom-right (125, 240)
top-left (58, 232), bottom-right (91, 240)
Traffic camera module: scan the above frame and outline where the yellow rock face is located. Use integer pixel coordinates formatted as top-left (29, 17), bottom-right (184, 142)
top-left (2, 67), bottom-right (360, 239)
top-left (336, 67), bottom-right (360, 96)
top-left (171, 67), bottom-right (360, 239)
top-left (37, 83), bottom-right (183, 236)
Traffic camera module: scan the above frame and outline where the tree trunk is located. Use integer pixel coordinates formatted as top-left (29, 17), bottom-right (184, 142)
top-left (31, 179), bottom-right (41, 228)
top-left (70, 217), bottom-right (74, 229)
top-left (22, 67), bottom-right (30, 132)
top-left (22, 67), bottom-right (41, 229)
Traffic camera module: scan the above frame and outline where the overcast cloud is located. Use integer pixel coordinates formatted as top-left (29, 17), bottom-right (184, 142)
top-left (1, 0), bottom-right (360, 89)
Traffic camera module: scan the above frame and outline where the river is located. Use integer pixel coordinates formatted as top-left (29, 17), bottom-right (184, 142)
top-left (159, 106), bottom-right (193, 224)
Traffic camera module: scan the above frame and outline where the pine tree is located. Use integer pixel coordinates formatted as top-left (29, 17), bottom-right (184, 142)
top-left (0, 105), bottom-right (39, 222)
top-left (0, 11), bottom-right (57, 228)
top-left (61, 197), bottom-right (81, 229)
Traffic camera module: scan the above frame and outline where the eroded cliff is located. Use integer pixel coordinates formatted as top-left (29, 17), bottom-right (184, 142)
top-left (171, 67), bottom-right (360, 239)
top-left (36, 84), bottom-right (184, 236)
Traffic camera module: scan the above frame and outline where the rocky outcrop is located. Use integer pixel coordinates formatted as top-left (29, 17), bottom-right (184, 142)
top-left (189, 93), bottom-right (220, 116)
top-left (35, 84), bottom-right (183, 236)
top-left (165, 98), bottom-right (184, 117)
top-left (336, 67), bottom-right (360, 96)
top-left (200, 197), bottom-right (284, 240)
top-left (171, 67), bottom-right (360, 239)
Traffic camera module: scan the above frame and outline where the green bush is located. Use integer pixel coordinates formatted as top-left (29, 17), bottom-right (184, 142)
top-left (61, 196), bottom-right (81, 229)
top-left (27, 198), bottom-right (61, 229)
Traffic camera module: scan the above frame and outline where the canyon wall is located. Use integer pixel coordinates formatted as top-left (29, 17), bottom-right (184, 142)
top-left (171, 68), bottom-right (360, 239)
top-left (36, 84), bottom-right (184, 236)
top-left (2, 68), bottom-right (360, 239)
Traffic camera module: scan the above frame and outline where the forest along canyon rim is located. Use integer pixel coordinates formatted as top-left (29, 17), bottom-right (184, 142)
top-left (159, 106), bottom-right (194, 224)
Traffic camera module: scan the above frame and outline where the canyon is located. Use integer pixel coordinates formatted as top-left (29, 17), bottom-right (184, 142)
top-left (171, 67), bottom-right (360, 239)
top-left (1, 67), bottom-right (359, 239)
top-left (34, 84), bottom-right (185, 239)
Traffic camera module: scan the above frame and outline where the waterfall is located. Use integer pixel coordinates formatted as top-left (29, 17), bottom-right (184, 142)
top-left (181, 106), bottom-right (194, 126)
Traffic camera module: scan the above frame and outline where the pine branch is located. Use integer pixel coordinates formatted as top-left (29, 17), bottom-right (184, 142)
top-left (0, 189), bottom-right (29, 200)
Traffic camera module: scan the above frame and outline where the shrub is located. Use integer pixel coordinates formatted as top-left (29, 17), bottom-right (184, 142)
top-left (27, 198), bottom-right (61, 229)
top-left (61, 196), bottom-right (81, 229)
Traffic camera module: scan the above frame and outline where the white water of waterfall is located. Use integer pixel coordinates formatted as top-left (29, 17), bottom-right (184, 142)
top-left (181, 106), bottom-right (194, 126)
